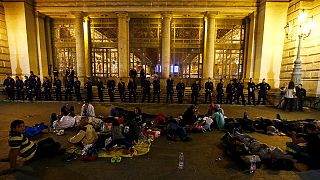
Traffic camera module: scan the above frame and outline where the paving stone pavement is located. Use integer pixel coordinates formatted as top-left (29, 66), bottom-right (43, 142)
top-left (0, 102), bottom-right (320, 180)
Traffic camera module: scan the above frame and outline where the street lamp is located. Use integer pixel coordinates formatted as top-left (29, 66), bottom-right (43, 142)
top-left (284, 9), bottom-right (315, 85)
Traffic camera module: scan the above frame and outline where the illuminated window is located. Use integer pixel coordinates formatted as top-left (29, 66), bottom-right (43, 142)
top-left (52, 19), bottom-right (76, 76)
top-left (214, 20), bottom-right (245, 80)
top-left (171, 18), bottom-right (204, 78)
top-left (92, 48), bottom-right (119, 78)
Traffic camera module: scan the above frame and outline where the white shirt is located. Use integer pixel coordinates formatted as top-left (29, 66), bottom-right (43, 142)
top-left (81, 103), bottom-right (95, 117)
top-left (53, 115), bottom-right (75, 130)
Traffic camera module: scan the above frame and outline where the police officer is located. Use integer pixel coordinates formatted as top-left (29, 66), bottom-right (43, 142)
top-left (226, 80), bottom-right (234, 104)
top-left (128, 78), bottom-right (137, 103)
top-left (216, 79), bottom-right (224, 104)
top-left (129, 69), bottom-right (137, 83)
top-left (53, 67), bottom-right (59, 80)
top-left (54, 77), bottom-right (62, 101)
top-left (15, 76), bottom-right (23, 100)
top-left (296, 83), bottom-right (306, 111)
top-left (96, 78), bottom-right (105, 102)
top-left (140, 68), bottom-right (146, 87)
top-left (204, 77), bottom-right (214, 104)
top-left (247, 78), bottom-right (256, 105)
top-left (235, 79), bottom-right (245, 105)
top-left (191, 79), bottom-right (201, 104)
top-left (23, 76), bottom-right (32, 101)
top-left (118, 78), bottom-right (126, 102)
top-left (42, 77), bottom-right (52, 101)
top-left (28, 71), bottom-right (36, 101)
top-left (176, 79), bottom-right (185, 104)
top-left (152, 77), bottom-right (161, 103)
top-left (166, 75), bottom-right (174, 103)
top-left (65, 77), bottom-right (74, 101)
top-left (141, 77), bottom-right (151, 103)
top-left (107, 77), bottom-right (116, 102)
top-left (74, 77), bottom-right (82, 101)
top-left (256, 78), bottom-right (271, 105)
top-left (84, 77), bottom-right (93, 102)
top-left (3, 74), bottom-right (15, 100)
top-left (69, 67), bottom-right (75, 82)
top-left (34, 76), bottom-right (42, 101)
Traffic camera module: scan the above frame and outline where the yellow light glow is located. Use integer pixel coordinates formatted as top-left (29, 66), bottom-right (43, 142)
top-left (298, 10), bottom-right (307, 23)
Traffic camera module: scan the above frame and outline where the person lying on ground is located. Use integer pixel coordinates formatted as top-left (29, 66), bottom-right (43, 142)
top-left (105, 118), bottom-right (132, 153)
top-left (287, 123), bottom-right (320, 169)
top-left (166, 117), bottom-right (191, 142)
top-left (0, 120), bottom-right (62, 175)
top-left (81, 99), bottom-right (95, 117)
top-left (61, 103), bottom-right (75, 117)
top-left (52, 111), bottom-right (76, 132)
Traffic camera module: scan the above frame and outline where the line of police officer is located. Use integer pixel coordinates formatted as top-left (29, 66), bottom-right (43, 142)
top-left (3, 72), bottom-right (271, 105)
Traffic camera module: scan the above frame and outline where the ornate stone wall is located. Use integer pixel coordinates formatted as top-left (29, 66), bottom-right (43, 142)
top-left (0, 2), bottom-right (11, 83)
top-left (281, 0), bottom-right (320, 96)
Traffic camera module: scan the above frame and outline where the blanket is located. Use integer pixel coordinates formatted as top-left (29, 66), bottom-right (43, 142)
top-left (98, 139), bottom-right (151, 158)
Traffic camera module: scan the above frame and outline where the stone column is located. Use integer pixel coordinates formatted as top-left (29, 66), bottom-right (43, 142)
top-left (161, 13), bottom-right (171, 79)
top-left (73, 12), bottom-right (86, 83)
top-left (117, 12), bottom-right (129, 78)
top-left (253, 0), bottom-right (289, 88)
top-left (35, 11), bottom-right (48, 81)
top-left (83, 17), bottom-right (91, 78)
top-left (203, 12), bottom-right (217, 80)
top-left (244, 12), bottom-right (256, 81)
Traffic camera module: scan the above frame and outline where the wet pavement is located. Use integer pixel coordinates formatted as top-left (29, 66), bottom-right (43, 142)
top-left (0, 102), bottom-right (320, 180)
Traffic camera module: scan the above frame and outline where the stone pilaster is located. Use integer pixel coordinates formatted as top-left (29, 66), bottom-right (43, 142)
top-left (161, 13), bottom-right (171, 79)
top-left (35, 11), bottom-right (48, 81)
top-left (203, 12), bottom-right (217, 80)
top-left (117, 12), bottom-right (129, 78)
top-left (73, 11), bottom-right (85, 83)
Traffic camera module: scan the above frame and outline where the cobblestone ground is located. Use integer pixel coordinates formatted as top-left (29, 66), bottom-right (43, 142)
top-left (0, 102), bottom-right (320, 180)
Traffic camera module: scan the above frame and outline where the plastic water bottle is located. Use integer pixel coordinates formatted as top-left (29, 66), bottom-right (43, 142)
top-left (178, 152), bottom-right (184, 170)
top-left (249, 155), bottom-right (256, 173)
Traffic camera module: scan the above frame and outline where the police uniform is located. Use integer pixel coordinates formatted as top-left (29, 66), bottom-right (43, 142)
top-left (65, 79), bottom-right (74, 101)
top-left (128, 80), bottom-right (137, 103)
top-left (176, 82), bottom-right (185, 104)
top-left (191, 82), bottom-right (201, 104)
top-left (236, 81), bottom-right (245, 105)
top-left (84, 81), bottom-right (93, 102)
top-left (96, 80), bottom-right (105, 102)
top-left (107, 79), bottom-right (116, 102)
top-left (42, 79), bottom-right (52, 101)
top-left (296, 86), bottom-right (306, 111)
top-left (118, 81), bottom-right (126, 102)
top-left (74, 79), bottom-right (82, 101)
top-left (54, 79), bottom-right (62, 101)
top-left (152, 78), bottom-right (161, 103)
top-left (205, 81), bottom-right (214, 104)
top-left (4, 76), bottom-right (15, 100)
top-left (256, 82), bottom-right (271, 105)
top-left (15, 78), bottom-right (24, 100)
top-left (226, 82), bottom-right (234, 104)
top-left (247, 81), bottom-right (256, 105)
top-left (34, 77), bottom-right (42, 100)
top-left (141, 78), bottom-right (151, 103)
top-left (166, 78), bottom-right (174, 103)
top-left (53, 68), bottom-right (59, 80)
top-left (216, 81), bottom-right (224, 104)
top-left (129, 69), bottom-right (137, 82)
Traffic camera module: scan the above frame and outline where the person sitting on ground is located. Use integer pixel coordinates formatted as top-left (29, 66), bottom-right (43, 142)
top-left (0, 120), bottom-right (62, 175)
top-left (181, 105), bottom-right (198, 126)
top-left (166, 117), bottom-right (191, 142)
top-left (52, 111), bottom-right (76, 133)
top-left (207, 100), bottom-right (215, 116)
top-left (212, 106), bottom-right (225, 129)
top-left (214, 104), bottom-right (225, 116)
top-left (134, 107), bottom-right (146, 127)
top-left (60, 103), bottom-right (75, 117)
top-left (287, 123), bottom-right (320, 169)
top-left (124, 118), bottom-right (140, 145)
top-left (81, 99), bottom-right (95, 117)
top-left (105, 118), bottom-right (132, 153)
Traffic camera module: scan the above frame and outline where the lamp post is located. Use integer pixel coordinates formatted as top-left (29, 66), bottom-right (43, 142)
top-left (284, 10), bottom-right (315, 85)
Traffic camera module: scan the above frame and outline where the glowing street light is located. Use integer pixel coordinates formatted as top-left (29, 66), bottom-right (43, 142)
top-left (284, 9), bottom-right (315, 85)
